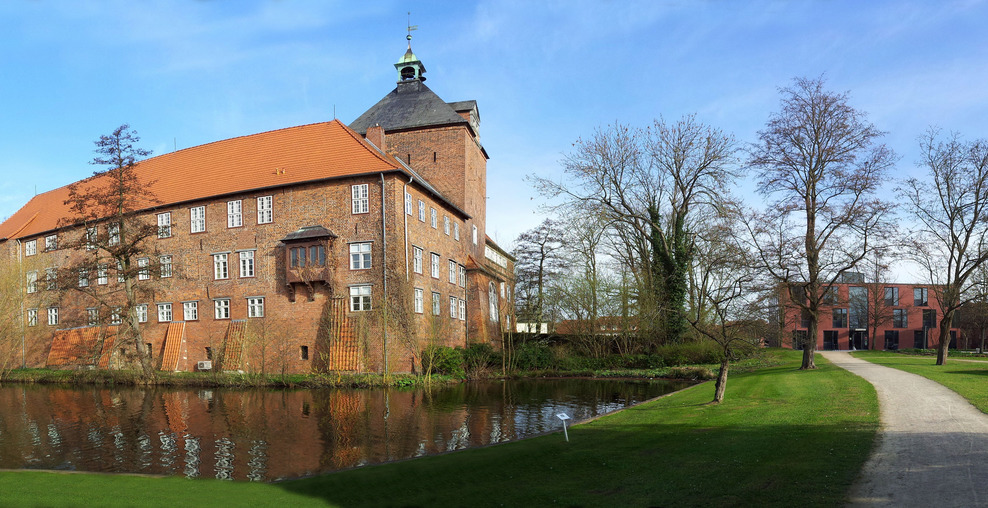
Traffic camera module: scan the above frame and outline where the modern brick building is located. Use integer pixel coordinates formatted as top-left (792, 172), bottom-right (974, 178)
top-left (780, 281), bottom-right (959, 351)
top-left (0, 40), bottom-right (515, 374)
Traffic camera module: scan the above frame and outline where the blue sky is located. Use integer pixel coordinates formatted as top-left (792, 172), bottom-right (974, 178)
top-left (2, 0), bottom-right (987, 255)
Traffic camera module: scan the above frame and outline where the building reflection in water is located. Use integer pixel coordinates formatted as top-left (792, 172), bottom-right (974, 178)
top-left (0, 379), bottom-right (686, 481)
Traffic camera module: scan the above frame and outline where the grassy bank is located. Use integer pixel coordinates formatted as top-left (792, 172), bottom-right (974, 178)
top-left (852, 350), bottom-right (988, 413)
top-left (0, 350), bottom-right (879, 507)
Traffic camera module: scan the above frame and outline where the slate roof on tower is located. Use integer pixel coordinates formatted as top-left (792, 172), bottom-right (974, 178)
top-left (348, 80), bottom-right (472, 136)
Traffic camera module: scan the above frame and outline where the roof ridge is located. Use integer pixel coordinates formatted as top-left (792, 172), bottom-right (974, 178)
top-left (332, 120), bottom-right (402, 168)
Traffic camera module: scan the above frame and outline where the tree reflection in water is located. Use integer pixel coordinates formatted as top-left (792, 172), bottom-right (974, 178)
top-left (0, 378), bottom-right (687, 481)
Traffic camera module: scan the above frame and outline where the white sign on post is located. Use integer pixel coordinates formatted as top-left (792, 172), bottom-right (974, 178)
top-left (556, 413), bottom-right (571, 442)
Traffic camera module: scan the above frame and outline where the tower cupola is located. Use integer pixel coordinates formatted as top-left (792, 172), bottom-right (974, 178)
top-left (395, 34), bottom-right (426, 82)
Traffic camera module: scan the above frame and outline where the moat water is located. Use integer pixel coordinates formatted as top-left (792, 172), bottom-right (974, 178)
top-left (0, 378), bottom-right (689, 481)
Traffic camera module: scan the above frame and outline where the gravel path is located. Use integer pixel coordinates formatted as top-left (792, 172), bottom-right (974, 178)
top-left (820, 351), bottom-right (988, 507)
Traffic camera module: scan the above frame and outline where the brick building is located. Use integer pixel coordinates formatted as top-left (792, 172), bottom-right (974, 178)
top-left (0, 40), bottom-right (515, 374)
top-left (780, 281), bottom-right (959, 351)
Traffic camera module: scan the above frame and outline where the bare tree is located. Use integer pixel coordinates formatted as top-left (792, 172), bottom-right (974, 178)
top-left (511, 219), bottom-right (567, 331)
top-left (859, 249), bottom-right (897, 350)
top-left (536, 115), bottom-right (737, 344)
top-left (899, 129), bottom-right (988, 365)
top-left (746, 77), bottom-right (895, 369)
top-left (60, 124), bottom-right (159, 379)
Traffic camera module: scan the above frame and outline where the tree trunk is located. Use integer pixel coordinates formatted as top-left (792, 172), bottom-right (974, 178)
top-left (935, 313), bottom-right (953, 365)
top-left (712, 357), bottom-right (729, 403)
top-left (801, 317), bottom-right (817, 370)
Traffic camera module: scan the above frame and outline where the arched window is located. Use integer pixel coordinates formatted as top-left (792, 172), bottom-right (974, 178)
top-left (489, 282), bottom-right (499, 321)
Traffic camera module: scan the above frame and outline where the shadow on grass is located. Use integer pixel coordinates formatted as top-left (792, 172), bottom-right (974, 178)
top-left (276, 421), bottom-right (873, 507)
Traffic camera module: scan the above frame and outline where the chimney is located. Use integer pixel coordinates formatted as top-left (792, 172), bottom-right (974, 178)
top-left (365, 124), bottom-right (386, 152)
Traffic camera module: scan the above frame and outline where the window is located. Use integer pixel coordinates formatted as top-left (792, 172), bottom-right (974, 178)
top-left (190, 206), bottom-right (206, 233)
top-left (205, 347), bottom-right (213, 360)
top-left (24, 240), bottom-right (36, 256)
top-left (227, 200), bottom-right (242, 228)
top-left (405, 191), bottom-right (413, 215)
top-left (472, 225), bottom-right (478, 245)
top-left (449, 260), bottom-right (456, 283)
top-left (86, 227), bottom-right (97, 250)
top-left (157, 212), bottom-right (172, 238)
top-left (247, 297), bottom-right (265, 318)
top-left (432, 292), bottom-right (441, 316)
top-left (823, 330), bottom-right (839, 350)
top-left (884, 287), bottom-right (899, 307)
top-left (414, 288), bottom-right (424, 314)
top-left (832, 308), bottom-right (848, 328)
top-left (459, 265), bottom-right (466, 288)
top-left (27, 309), bottom-right (37, 327)
top-left (214, 299), bottom-right (230, 320)
top-left (893, 309), bottom-right (907, 328)
top-left (430, 208), bottom-right (437, 228)
top-left (350, 243), bottom-right (372, 270)
top-left (430, 253), bottom-right (440, 278)
top-left (214, 253), bottom-right (229, 280)
top-left (914, 287), bottom-right (929, 306)
top-left (138, 258), bottom-right (150, 280)
top-left (87, 308), bottom-right (99, 326)
top-left (489, 282), bottom-right (499, 320)
top-left (26, 271), bottom-right (37, 294)
top-left (454, 224), bottom-right (461, 242)
top-left (183, 301), bottom-right (198, 321)
top-left (45, 234), bottom-right (57, 251)
top-left (501, 282), bottom-right (506, 298)
top-left (459, 298), bottom-right (466, 320)
top-left (923, 308), bottom-right (937, 329)
top-left (97, 265), bottom-right (108, 285)
top-left (117, 261), bottom-right (125, 283)
top-left (351, 184), bottom-right (369, 214)
top-left (418, 200), bottom-right (425, 222)
top-left (78, 269), bottom-right (89, 288)
top-left (914, 330), bottom-right (926, 349)
top-left (300, 345), bottom-right (309, 360)
top-left (413, 246), bottom-right (423, 274)
top-left (257, 196), bottom-right (273, 224)
top-left (822, 286), bottom-right (837, 305)
top-left (47, 307), bottom-right (58, 326)
top-left (450, 296), bottom-right (457, 318)
top-left (160, 255), bottom-right (172, 278)
top-left (45, 268), bottom-right (57, 290)
top-left (885, 330), bottom-right (900, 350)
top-left (350, 286), bottom-right (372, 311)
top-left (444, 216), bottom-right (450, 235)
top-left (157, 303), bottom-right (172, 322)
top-left (309, 245), bottom-right (326, 266)
top-left (239, 251), bottom-right (255, 278)
top-left (136, 304), bottom-right (148, 323)
top-left (799, 310), bottom-right (810, 329)
top-left (110, 308), bottom-right (122, 325)
top-left (108, 223), bottom-right (120, 246)
top-left (289, 246), bottom-right (307, 268)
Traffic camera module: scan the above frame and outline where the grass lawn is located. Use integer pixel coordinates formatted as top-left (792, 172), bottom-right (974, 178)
top-left (0, 350), bottom-right (878, 507)
top-left (852, 350), bottom-right (988, 413)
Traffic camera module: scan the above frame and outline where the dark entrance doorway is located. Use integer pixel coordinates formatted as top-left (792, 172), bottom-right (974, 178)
top-left (823, 330), bottom-right (839, 351)
top-left (884, 330), bottom-right (899, 350)
top-left (850, 330), bottom-right (868, 350)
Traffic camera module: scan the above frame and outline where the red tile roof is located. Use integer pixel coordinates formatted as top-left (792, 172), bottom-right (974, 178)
top-left (0, 120), bottom-right (404, 241)
top-left (160, 321), bottom-right (186, 372)
top-left (47, 326), bottom-right (102, 367)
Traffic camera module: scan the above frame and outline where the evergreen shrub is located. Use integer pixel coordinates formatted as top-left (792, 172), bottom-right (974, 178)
top-left (422, 346), bottom-right (465, 377)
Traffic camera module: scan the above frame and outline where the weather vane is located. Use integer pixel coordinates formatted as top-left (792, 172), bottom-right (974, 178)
top-left (407, 12), bottom-right (417, 43)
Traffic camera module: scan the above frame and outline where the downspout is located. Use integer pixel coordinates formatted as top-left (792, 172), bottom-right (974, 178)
top-left (381, 173), bottom-right (388, 376)
top-left (17, 239), bottom-right (25, 368)
top-left (404, 177), bottom-right (412, 280)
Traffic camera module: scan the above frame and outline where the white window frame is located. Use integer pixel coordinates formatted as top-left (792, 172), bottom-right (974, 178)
top-left (47, 307), bottom-right (58, 326)
top-left (351, 184), bottom-right (369, 214)
top-left (405, 191), bottom-right (413, 215)
top-left (27, 309), bottom-right (38, 327)
top-left (108, 223), bottom-right (120, 246)
top-left (430, 252), bottom-right (440, 279)
top-left (117, 260), bottom-right (125, 283)
top-left (239, 251), bottom-right (255, 278)
top-left (449, 260), bottom-right (456, 284)
top-left (227, 200), bottom-right (243, 228)
top-left (86, 226), bottom-right (97, 250)
top-left (430, 208), bottom-right (437, 228)
top-left (454, 223), bottom-right (460, 241)
top-left (413, 246), bottom-right (423, 274)
top-left (78, 268), bottom-right (89, 288)
top-left (257, 195), bottom-right (273, 224)
top-left (432, 291), bottom-right (441, 316)
top-left (444, 216), bottom-right (450, 235)
top-left (45, 267), bottom-right (57, 290)
top-left (214, 253), bottom-right (229, 280)
top-left (247, 297), bottom-right (265, 318)
top-left (459, 299), bottom-right (466, 320)
top-left (157, 212), bottom-right (172, 238)
top-left (414, 288), bottom-right (424, 314)
top-left (136, 304), bottom-right (148, 323)
top-left (214, 299), bottom-right (231, 320)
top-left (87, 308), bottom-right (99, 326)
top-left (418, 200), bottom-right (425, 222)
top-left (97, 264), bottom-right (108, 285)
top-left (350, 242), bottom-right (372, 270)
top-left (459, 265), bottom-right (466, 288)
top-left (190, 206), bottom-right (206, 233)
top-left (26, 271), bottom-right (37, 294)
top-left (157, 303), bottom-right (173, 322)
top-left (45, 235), bottom-right (57, 251)
top-left (450, 296), bottom-right (457, 318)
top-left (24, 240), bottom-right (36, 256)
top-left (137, 257), bottom-right (150, 281)
top-left (160, 255), bottom-right (172, 278)
top-left (472, 225), bottom-right (478, 245)
top-left (183, 301), bottom-right (198, 321)
top-left (349, 285), bottom-right (372, 311)
top-left (489, 282), bottom-right (498, 321)
top-left (110, 308), bottom-right (122, 325)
